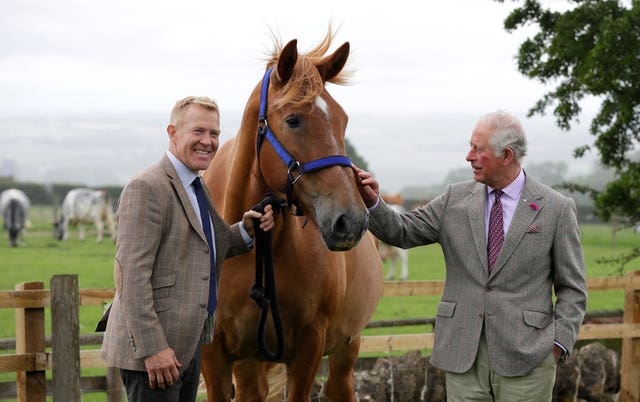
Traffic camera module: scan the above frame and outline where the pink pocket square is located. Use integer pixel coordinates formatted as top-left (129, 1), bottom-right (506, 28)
top-left (527, 224), bottom-right (541, 233)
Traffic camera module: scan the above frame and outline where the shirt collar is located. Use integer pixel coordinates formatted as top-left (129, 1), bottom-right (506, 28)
top-left (487, 168), bottom-right (525, 201)
top-left (166, 150), bottom-right (199, 188)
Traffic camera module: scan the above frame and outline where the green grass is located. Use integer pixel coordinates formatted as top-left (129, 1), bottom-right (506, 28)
top-left (0, 206), bottom-right (114, 402)
top-left (0, 205), bottom-right (639, 400)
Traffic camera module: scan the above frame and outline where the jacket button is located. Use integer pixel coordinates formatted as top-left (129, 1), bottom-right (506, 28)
top-left (202, 274), bottom-right (209, 280)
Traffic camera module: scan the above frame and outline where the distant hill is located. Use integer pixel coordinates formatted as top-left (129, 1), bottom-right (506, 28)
top-left (0, 111), bottom-right (598, 192)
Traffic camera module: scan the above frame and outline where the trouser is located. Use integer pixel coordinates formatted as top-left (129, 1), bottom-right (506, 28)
top-left (445, 330), bottom-right (557, 402)
top-left (120, 342), bottom-right (202, 402)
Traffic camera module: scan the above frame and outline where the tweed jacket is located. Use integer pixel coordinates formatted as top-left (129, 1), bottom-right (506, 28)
top-left (101, 155), bottom-right (250, 372)
top-left (368, 174), bottom-right (587, 377)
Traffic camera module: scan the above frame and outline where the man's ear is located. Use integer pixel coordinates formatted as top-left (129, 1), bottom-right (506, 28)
top-left (167, 124), bottom-right (176, 140)
top-left (503, 147), bottom-right (515, 165)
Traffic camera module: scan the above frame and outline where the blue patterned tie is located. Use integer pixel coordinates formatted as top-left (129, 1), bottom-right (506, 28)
top-left (487, 190), bottom-right (504, 273)
top-left (192, 177), bottom-right (217, 313)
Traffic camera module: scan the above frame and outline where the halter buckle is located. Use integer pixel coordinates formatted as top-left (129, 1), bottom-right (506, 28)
top-left (288, 161), bottom-right (304, 184)
top-left (258, 119), bottom-right (267, 134)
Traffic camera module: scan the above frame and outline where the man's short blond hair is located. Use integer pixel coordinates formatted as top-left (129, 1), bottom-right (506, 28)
top-left (170, 96), bottom-right (219, 127)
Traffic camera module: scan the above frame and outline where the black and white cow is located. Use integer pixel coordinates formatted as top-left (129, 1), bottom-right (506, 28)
top-left (54, 188), bottom-right (116, 243)
top-left (0, 188), bottom-right (30, 247)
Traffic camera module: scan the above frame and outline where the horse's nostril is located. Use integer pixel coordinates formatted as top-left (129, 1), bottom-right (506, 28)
top-left (334, 214), bottom-right (350, 235)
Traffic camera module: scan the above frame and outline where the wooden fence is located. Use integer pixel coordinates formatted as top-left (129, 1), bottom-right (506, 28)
top-left (1, 271), bottom-right (640, 401)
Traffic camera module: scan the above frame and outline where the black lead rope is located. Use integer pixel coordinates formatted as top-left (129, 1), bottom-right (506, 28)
top-left (250, 194), bottom-right (286, 361)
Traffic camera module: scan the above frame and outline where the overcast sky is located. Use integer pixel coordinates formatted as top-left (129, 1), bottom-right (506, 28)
top-left (0, 0), bottom-right (599, 191)
top-left (2, 0), bottom-right (550, 115)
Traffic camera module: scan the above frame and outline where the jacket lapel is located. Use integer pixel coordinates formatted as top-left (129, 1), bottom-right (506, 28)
top-left (161, 156), bottom-right (208, 245)
top-left (489, 176), bottom-right (543, 276)
top-left (467, 183), bottom-right (490, 273)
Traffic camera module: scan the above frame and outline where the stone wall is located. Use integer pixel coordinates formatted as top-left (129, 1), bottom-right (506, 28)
top-left (310, 341), bottom-right (620, 402)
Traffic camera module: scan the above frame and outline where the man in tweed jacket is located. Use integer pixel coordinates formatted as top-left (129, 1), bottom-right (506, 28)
top-left (354, 111), bottom-right (587, 401)
top-left (101, 96), bottom-right (273, 402)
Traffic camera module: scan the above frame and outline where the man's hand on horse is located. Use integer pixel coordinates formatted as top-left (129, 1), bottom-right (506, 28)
top-left (242, 204), bottom-right (275, 237)
top-left (352, 164), bottom-right (380, 208)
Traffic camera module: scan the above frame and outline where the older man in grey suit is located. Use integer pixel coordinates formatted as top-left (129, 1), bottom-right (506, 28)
top-left (101, 96), bottom-right (274, 402)
top-left (354, 110), bottom-right (587, 401)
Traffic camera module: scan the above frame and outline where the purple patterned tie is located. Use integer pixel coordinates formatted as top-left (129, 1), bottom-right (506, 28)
top-left (487, 190), bottom-right (504, 272)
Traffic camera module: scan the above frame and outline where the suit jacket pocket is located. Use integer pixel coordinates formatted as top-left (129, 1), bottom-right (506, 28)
top-left (152, 273), bottom-right (176, 312)
top-left (523, 310), bottom-right (552, 329)
top-left (437, 301), bottom-right (457, 318)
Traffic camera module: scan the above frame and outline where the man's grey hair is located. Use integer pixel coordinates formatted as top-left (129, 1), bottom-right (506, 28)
top-left (479, 110), bottom-right (527, 163)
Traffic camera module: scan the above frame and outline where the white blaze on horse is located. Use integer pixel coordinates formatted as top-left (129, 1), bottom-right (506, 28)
top-left (379, 193), bottom-right (410, 281)
top-left (55, 188), bottom-right (116, 243)
top-left (0, 188), bottom-right (30, 247)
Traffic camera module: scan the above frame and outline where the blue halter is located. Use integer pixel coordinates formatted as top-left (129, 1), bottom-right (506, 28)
top-left (256, 67), bottom-right (352, 215)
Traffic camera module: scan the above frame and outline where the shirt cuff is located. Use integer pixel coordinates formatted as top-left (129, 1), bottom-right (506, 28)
top-left (368, 196), bottom-right (381, 211)
top-left (239, 222), bottom-right (254, 248)
top-left (554, 341), bottom-right (568, 360)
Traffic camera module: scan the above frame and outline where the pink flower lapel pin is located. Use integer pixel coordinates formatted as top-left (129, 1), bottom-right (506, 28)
top-left (529, 202), bottom-right (539, 211)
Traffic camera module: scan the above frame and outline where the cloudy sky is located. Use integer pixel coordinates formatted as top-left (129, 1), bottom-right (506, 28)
top-left (0, 0), bottom-right (599, 191)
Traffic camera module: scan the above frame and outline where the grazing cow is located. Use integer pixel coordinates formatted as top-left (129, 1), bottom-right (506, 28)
top-left (380, 193), bottom-right (410, 280)
top-left (0, 188), bottom-right (30, 247)
top-left (55, 188), bottom-right (116, 243)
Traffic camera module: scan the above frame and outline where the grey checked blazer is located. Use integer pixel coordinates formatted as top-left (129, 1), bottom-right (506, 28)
top-left (368, 174), bottom-right (587, 377)
top-left (101, 155), bottom-right (250, 372)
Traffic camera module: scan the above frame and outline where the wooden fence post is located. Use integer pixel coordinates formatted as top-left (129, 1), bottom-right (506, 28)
top-left (51, 275), bottom-right (81, 401)
top-left (14, 281), bottom-right (46, 402)
top-left (621, 270), bottom-right (640, 402)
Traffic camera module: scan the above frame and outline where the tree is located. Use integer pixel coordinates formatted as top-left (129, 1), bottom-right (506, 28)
top-left (345, 138), bottom-right (369, 171)
top-left (523, 160), bottom-right (568, 185)
top-left (496, 0), bottom-right (640, 224)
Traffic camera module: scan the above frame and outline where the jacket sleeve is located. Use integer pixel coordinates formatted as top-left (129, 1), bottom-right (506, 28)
top-left (116, 178), bottom-right (169, 359)
top-left (369, 186), bottom-right (451, 248)
top-left (552, 197), bottom-right (588, 354)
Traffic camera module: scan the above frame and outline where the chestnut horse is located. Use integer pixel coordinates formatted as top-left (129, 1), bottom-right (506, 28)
top-left (200, 32), bottom-right (383, 401)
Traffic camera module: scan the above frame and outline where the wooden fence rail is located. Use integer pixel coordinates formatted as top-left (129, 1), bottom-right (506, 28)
top-left (1, 271), bottom-right (640, 401)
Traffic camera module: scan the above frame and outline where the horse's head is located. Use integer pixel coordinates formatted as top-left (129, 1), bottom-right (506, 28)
top-left (255, 34), bottom-right (368, 251)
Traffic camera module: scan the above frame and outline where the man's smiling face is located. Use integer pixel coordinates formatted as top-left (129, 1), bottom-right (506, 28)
top-left (168, 104), bottom-right (220, 173)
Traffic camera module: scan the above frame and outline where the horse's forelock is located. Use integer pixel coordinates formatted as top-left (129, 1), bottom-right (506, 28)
top-left (271, 59), bottom-right (324, 110)
top-left (267, 29), bottom-right (349, 111)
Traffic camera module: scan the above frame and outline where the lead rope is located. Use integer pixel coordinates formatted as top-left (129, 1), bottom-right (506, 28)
top-left (250, 194), bottom-right (286, 362)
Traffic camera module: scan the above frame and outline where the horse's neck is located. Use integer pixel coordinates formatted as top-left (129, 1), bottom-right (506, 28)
top-left (221, 104), bottom-right (271, 221)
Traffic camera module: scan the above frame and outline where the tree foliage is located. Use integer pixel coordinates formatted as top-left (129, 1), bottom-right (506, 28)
top-left (496, 0), bottom-right (640, 222)
top-left (345, 138), bottom-right (369, 171)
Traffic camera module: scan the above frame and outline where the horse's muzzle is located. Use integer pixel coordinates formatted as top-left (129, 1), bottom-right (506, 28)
top-left (321, 212), bottom-right (369, 251)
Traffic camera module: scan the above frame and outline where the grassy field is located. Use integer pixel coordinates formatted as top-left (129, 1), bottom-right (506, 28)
top-left (0, 205), bottom-right (638, 400)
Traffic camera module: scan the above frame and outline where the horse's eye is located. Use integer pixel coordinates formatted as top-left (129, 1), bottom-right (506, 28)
top-left (285, 115), bottom-right (301, 128)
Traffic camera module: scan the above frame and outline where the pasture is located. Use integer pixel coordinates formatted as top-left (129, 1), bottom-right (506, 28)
top-left (0, 205), bottom-right (638, 400)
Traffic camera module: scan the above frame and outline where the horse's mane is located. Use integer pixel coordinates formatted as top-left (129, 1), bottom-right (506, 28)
top-left (266, 27), bottom-right (351, 110)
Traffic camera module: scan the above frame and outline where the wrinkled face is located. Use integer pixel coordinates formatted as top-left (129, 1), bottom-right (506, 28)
top-left (168, 104), bottom-right (220, 172)
top-left (466, 121), bottom-right (504, 188)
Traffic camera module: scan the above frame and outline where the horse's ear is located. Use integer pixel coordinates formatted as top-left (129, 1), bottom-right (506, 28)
top-left (317, 41), bottom-right (349, 82)
top-left (277, 39), bottom-right (298, 86)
